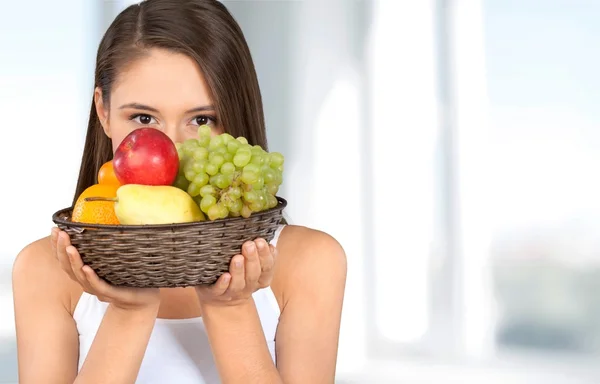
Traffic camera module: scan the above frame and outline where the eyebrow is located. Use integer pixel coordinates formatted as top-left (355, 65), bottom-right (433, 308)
top-left (119, 103), bottom-right (215, 114)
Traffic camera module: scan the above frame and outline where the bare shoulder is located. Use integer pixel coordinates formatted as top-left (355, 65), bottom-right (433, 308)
top-left (276, 225), bottom-right (346, 268)
top-left (272, 225), bottom-right (347, 307)
top-left (13, 237), bottom-right (82, 381)
top-left (269, 225), bottom-right (347, 381)
top-left (13, 236), bottom-right (78, 313)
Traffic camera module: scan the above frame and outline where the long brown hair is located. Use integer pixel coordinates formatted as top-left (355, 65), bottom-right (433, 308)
top-left (73, 0), bottom-right (267, 206)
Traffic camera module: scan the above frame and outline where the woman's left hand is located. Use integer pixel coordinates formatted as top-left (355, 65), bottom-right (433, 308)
top-left (195, 238), bottom-right (277, 307)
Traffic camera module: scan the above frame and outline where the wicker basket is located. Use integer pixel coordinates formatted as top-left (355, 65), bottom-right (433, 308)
top-left (51, 197), bottom-right (287, 288)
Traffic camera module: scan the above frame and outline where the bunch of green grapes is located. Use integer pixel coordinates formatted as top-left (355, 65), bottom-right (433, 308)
top-left (173, 125), bottom-right (284, 221)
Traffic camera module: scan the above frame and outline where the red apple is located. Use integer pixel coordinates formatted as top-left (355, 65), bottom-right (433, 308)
top-left (113, 128), bottom-right (179, 186)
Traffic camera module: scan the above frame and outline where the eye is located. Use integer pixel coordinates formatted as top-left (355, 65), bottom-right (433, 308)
top-left (191, 115), bottom-right (217, 126)
top-left (130, 114), bottom-right (157, 125)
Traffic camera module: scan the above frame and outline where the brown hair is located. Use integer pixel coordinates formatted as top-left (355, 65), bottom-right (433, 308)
top-left (72, 0), bottom-right (267, 206)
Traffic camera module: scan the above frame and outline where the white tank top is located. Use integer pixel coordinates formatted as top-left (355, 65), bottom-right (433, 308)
top-left (73, 225), bottom-right (285, 383)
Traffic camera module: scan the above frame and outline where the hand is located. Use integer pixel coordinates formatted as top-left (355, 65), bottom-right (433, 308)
top-left (195, 238), bottom-right (278, 307)
top-left (50, 227), bottom-right (160, 312)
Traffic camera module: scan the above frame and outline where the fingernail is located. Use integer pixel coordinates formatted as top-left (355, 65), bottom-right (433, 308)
top-left (257, 240), bottom-right (266, 250)
top-left (223, 274), bottom-right (231, 283)
top-left (235, 257), bottom-right (243, 268)
top-left (246, 242), bottom-right (255, 252)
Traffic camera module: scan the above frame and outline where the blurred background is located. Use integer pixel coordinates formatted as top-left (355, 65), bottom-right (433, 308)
top-left (1, 0), bottom-right (600, 383)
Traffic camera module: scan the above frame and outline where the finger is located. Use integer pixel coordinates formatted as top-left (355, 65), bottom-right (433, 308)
top-left (56, 232), bottom-right (78, 283)
top-left (270, 244), bottom-right (278, 260)
top-left (50, 227), bottom-right (59, 254)
top-left (258, 244), bottom-right (277, 288)
top-left (208, 272), bottom-right (231, 296)
top-left (242, 241), bottom-right (261, 286)
top-left (81, 266), bottom-right (116, 298)
top-left (66, 245), bottom-right (94, 293)
top-left (226, 255), bottom-right (246, 293)
top-left (256, 239), bottom-right (274, 273)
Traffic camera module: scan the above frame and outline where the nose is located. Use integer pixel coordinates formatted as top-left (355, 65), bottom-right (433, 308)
top-left (163, 124), bottom-right (183, 144)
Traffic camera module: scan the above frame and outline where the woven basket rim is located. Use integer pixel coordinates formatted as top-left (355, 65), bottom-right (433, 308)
top-left (52, 196), bottom-right (287, 230)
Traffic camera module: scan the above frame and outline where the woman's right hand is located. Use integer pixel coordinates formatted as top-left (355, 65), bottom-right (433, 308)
top-left (50, 227), bottom-right (160, 312)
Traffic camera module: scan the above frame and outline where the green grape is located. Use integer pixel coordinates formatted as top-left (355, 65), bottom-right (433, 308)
top-left (249, 201), bottom-right (264, 212)
top-left (200, 184), bottom-right (217, 197)
top-left (187, 182), bottom-right (201, 197)
top-left (218, 203), bottom-right (230, 219)
top-left (266, 194), bottom-right (278, 209)
top-left (241, 170), bottom-right (258, 184)
top-left (228, 198), bottom-right (243, 213)
top-left (252, 176), bottom-right (264, 190)
top-left (251, 146), bottom-right (264, 157)
top-left (183, 138), bottom-right (199, 152)
top-left (220, 133), bottom-right (235, 144)
top-left (241, 163), bottom-right (260, 184)
top-left (178, 159), bottom-right (189, 174)
top-left (229, 186), bottom-right (242, 200)
top-left (193, 172), bottom-right (209, 187)
top-left (266, 182), bottom-right (279, 196)
top-left (272, 170), bottom-right (283, 184)
top-left (206, 163), bottom-right (219, 176)
top-left (208, 152), bottom-right (225, 168)
top-left (183, 160), bottom-right (194, 174)
top-left (226, 173), bottom-right (235, 186)
top-left (185, 133), bottom-right (285, 217)
top-left (263, 168), bottom-right (277, 184)
top-left (192, 160), bottom-right (206, 174)
top-left (209, 136), bottom-right (224, 151)
top-left (173, 174), bottom-right (189, 191)
top-left (227, 140), bottom-right (240, 154)
top-left (243, 190), bottom-right (259, 203)
top-left (200, 195), bottom-right (217, 213)
top-left (181, 139), bottom-right (200, 152)
top-left (210, 174), bottom-right (231, 189)
top-left (241, 204), bottom-right (252, 218)
top-left (221, 162), bottom-right (235, 175)
top-left (250, 154), bottom-right (264, 166)
top-left (184, 169), bottom-right (197, 182)
top-left (233, 151), bottom-right (251, 168)
top-left (198, 135), bottom-right (210, 148)
top-left (269, 152), bottom-right (285, 167)
top-left (198, 125), bottom-right (212, 138)
top-left (257, 190), bottom-right (267, 205)
top-left (192, 147), bottom-right (209, 160)
top-left (208, 203), bottom-right (229, 221)
top-left (243, 163), bottom-right (260, 174)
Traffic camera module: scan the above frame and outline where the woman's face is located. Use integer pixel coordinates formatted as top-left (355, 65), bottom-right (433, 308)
top-left (95, 48), bottom-right (223, 153)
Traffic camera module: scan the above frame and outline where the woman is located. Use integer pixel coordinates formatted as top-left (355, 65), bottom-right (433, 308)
top-left (12, 1), bottom-right (347, 383)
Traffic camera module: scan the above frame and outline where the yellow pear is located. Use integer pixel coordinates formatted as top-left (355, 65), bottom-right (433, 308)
top-left (114, 184), bottom-right (205, 225)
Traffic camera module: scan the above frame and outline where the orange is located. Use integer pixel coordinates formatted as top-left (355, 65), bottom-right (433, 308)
top-left (71, 184), bottom-right (120, 225)
top-left (98, 160), bottom-right (121, 186)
